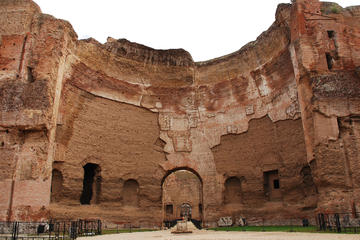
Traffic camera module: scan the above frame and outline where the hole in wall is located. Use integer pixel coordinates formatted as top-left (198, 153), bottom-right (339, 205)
top-left (273, 179), bottom-right (280, 189)
top-left (326, 53), bottom-right (333, 70)
top-left (166, 204), bottom-right (173, 215)
top-left (27, 67), bottom-right (34, 82)
top-left (264, 170), bottom-right (281, 201)
top-left (1, 142), bottom-right (4, 147)
top-left (327, 30), bottom-right (335, 38)
top-left (80, 163), bottom-right (101, 205)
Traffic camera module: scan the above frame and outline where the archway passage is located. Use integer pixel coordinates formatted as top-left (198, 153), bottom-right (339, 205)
top-left (162, 169), bottom-right (202, 223)
top-left (80, 163), bottom-right (101, 205)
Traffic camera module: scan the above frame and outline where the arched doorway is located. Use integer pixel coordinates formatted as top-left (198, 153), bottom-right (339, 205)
top-left (162, 169), bottom-right (203, 224)
top-left (180, 203), bottom-right (192, 219)
top-left (80, 163), bottom-right (101, 205)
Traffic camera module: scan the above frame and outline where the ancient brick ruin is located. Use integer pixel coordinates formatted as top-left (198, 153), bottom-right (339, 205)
top-left (0, 0), bottom-right (359, 227)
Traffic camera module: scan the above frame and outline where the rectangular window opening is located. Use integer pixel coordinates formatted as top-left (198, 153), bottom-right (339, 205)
top-left (166, 204), bottom-right (173, 215)
top-left (327, 30), bottom-right (335, 39)
top-left (273, 179), bottom-right (280, 189)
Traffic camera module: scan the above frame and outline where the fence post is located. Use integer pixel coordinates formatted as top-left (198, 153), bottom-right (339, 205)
top-left (11, 221), bottom-right (18, 240)
top-left (334, 213), bottom-right (341, 233)
top-left (98, 220), bottom-right (102, 235)
top-left (70, 221), bottom-right (78, 240)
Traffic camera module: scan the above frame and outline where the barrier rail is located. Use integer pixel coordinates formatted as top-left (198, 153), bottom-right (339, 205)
top-left (0, 219), bottom-right (101, 240)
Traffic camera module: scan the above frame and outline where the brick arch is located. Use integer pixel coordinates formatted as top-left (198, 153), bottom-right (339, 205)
top-left (161, 166), bottom-right (203, 187)
top-left (80, 156), bottom-right (102, 169)
top-left (161, 167), bottom-right (203, 223)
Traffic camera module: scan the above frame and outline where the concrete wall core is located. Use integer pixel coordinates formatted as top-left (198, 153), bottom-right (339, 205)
top-left (0, 0), bottom-right (360, 227)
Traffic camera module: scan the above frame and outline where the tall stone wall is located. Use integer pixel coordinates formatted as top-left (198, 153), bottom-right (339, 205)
top-left (212, 117), bottom-right (317, 222)
top-left (0, 0), bottom-right (76, 221)
top-left (289, 0), bottom-right (360, 214)
top-left (0, 0), bottom-right (359, 227)
top-left (51, 84), bottom-right (166, 224)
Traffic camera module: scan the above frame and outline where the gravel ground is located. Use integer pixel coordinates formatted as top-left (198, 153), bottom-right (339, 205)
top-left (78, 230), bottom-right (360, 240)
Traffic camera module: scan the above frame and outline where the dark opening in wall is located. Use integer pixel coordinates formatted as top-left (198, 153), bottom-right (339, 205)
top-left (27, 67), bottom-right (34, 82)
top-left (1, 142), bottom-right (4, 147)
top-left (199, 204), bottom-right (203, 215)
top-left (326, 53), bottom-right (333, 70)
top-left (273, 179), bottom-right (280, 189)
top-left (180, 203), bottom-right (192, 219)
top-left (224, 176), bottom-right (242, 204)
top-left (327, 30), bottom-right (335, 38)
top-left (166, 204), bottom-right (173, 215)
top-left (80, 163), bottom-right (101, 205)
top-left (301, 166), bottom-right (314, 186)
top-left (51, 169), bottom-right (63, 203)
top-left (122, 179), bottom-right (140, 207)
top-left (264, 170), bottom-right (281, 201)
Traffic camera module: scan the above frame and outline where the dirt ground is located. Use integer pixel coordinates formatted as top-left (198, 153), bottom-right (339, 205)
top-left (78, 230), bottom-right (360, 240)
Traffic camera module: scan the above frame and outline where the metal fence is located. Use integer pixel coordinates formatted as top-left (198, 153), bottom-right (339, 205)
top-left (0, 219), bottom-right (102, 240)
top-left (316, 212), bottom-right (360, 233)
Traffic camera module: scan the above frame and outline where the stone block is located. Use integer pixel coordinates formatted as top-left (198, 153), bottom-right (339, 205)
top-left (159, 113), bottom-right (171, 131)
top-left (218, 217), bottom-right (233, 227)
top-left (187, 110), bottom-right (199, 128)
top-left (245, 105), bottom-right (254, 115)
top-left (173, 136), bottom-right (192, 152)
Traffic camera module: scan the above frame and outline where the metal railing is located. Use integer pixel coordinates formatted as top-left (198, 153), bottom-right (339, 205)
top-left (316, 212), bottom-right (360, 233)
top-left (0, 219), bottom-right (101, 240)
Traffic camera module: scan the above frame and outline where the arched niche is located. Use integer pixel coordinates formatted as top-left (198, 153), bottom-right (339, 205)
top-left (51, 169), bottom-right (63, 203)
top-left (122, 179), bottom-right (140, 207)
top-left (224, 176), bottom-right (242, 204)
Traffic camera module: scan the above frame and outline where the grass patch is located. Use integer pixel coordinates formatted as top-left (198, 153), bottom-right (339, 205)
top-left (209, 226), bottom-right (360, 234)
top-left (209, 226), bottom-right (317, 233)
top-left (102, 228), bottom-right (157, 235)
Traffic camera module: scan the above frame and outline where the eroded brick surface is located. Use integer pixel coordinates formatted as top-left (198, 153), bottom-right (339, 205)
top-left (0, 0), bottom-right (359, 227)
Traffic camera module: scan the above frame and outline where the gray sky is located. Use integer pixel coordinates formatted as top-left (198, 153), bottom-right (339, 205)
top-left (33, 0), bottom-right (359, 61)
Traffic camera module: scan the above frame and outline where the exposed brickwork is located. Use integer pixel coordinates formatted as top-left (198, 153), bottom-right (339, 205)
top-left (0, 0), bottom-right (359, 227)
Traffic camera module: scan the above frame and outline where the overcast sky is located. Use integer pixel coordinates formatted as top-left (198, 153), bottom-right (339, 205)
top-left (33, 0), bottom-right (359, 61)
